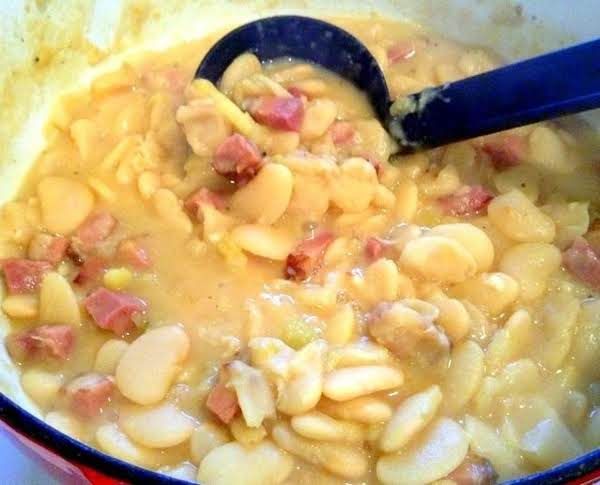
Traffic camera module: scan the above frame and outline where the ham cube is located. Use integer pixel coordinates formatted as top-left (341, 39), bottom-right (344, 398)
top-left (28, 234), bottom-right (69, 265)
top-left (84, 288), bottom-right (146, 336)
top-left (330, 121), bottom-right (356, 146)
top-left (285, 231), bottom-right (334, 281)
top-left (447, 456), bottom-right (498, 485)
top-left (213, 134), bottom-right (264, 185)
top-left (1, 259), bottom-right (52, 294)
top-left (74, 256), bottom-right (106, 286)
top-left (563, 237), bottom-right (600, 291)
top-left (6, 325), bottom-right (75, 362)
top-left (184, 188), bottom-right (228, 217)
top-left (438, 185), bottom-right (494, 216)
top-left (116, 240), bottom-right (151, 270)
top-left (248, 96), bottom-right (305, 132)
top-left (74, 212), bottom-right (117, 252)
top-left (365, 237), bottom-right (385, 261)
top-left (206, 382), bottom-right (239, 424)
top-left (482, 134), bottom-right (527, 170)
top-left (65, 373), bottom-right (114, 418)
top-left (387, 41), bottom-right (416, 64)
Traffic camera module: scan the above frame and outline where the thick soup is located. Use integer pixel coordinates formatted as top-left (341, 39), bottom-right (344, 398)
top-left (0, 16), bottom-right (599, 485)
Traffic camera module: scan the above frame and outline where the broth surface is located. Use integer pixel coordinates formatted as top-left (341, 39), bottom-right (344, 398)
top-left (0, 16), bottom-right (598, 485)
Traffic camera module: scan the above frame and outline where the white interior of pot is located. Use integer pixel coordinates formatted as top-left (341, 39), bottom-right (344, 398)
top-left (0, 0), bottom-right (598, 421)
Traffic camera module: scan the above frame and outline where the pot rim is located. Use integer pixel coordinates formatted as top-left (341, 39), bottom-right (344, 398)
top-left (1, 392), bottom-right (599, 484)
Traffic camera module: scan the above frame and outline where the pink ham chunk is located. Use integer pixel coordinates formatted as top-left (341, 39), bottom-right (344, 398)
top-left (482, 134), bottom-right (527, 170)
top-left (184, 188), bottom-right (228, 217)
top-left (74, 256), bottom-right (106, 286)
top-left (285, 231), bottom-right (334, 281)
top-left (74, 212), bottom-right (117, 252)
top-left (1, 259), bottom-right (52, 294)
top-left (6, 325), bottom-right (75, 362)
top-left (365, 237), bottom-right (385, 262)
top-left (84, 288), bottom-right (146, 336)
top-left (438, 185), bottom-right (494, 216)
top-left (330, 121), bottom-right (356, 146)
top-left (206, 382), bottom-right (239, 424)
top-left (387, 41), bottom-right (416, 64)
top-left (65, 373), bottom-right (114, 418)
top-left (213, 134), bottom-right (264, 185)
top-left (248, 96), bottom-right (305, 132)
top-left (116, 240), bottom-right (151, 270)
top-left (28, 234), bottom-right (69, 265)
top-left (563, 237), bottom-right (600, 291)
top-left (447, 456), bottom-right (498, 485)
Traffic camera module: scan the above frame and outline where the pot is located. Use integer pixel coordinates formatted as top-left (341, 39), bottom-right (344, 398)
top-left (0, 1), bottom-right (598, 483)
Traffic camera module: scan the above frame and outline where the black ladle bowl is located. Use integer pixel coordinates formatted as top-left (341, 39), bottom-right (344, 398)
top-left (196, 16), bottom-right (391, 125)
top-left (196, 15), bottom-right (600, 153)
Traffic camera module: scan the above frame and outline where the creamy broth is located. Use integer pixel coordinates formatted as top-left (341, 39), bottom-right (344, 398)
top-left (0, 16), bottom-right (598, 485)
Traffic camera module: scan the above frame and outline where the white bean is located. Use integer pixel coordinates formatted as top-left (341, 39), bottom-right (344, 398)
top-left (323, 365), bottom-right (403, 401)
top-left (230, 163), bottom-right (293, 224)
top-left (319, 396), bottom-right (393, 424)
top-left (230, 224), bottom-right (295, 261)
top-left (39, 272), bottom-right (81, 326)
top-left (197, 441), bottom-right (293, 485)
top-left (485, 310), bottom-right (533, 375)
top-left (442, 340), bottom-right (484, 415)
top-left (37, 177), bottom-right (94, 234)
top-left (116, 325), bottom-right (190, 405)
top-left (330, 158), bottom-right (378, 212)
top-left (94, 339), bottom-right (129, 375)
top-left (21, 369), bottom-right (63, 409)
top-left (272, 422), bottom-right (368, 479)
top-left (499, 243), bottom-right (561, 301)
top-left (488, 189), bottom-right (555, 243)
top-left (219, 53), bottom-right (262, 95)
top-left (379, 385), bottom-right (442, 453)
top-left (277, 340), bottom-right (326, 415)
top-left (1, 294), bottom-right (38, 319)
top-left (96, 423), bottom-right (162, 467)
top-left (291, 410), bottom-right (365, 443)
top-left (377, 418), bottom-right (469, 485)
top-left (120, 403), bottom-right (195, 448)
top-left (301, 99), bottom-right (337, 140)
top-left (450, 272), bottom-right (519, 316)
top-left (189, 421), bottom-right (230, 464)
top-left (400, 236), bottom-right (476, 283)
top-left (430, 223), bottom-right (494, 272)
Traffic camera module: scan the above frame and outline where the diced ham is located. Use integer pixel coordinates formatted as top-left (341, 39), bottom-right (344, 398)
top-left (285, 231), bottom-right (335, 281)
top-left (438, 185), bottom-right (494, 216)
top-left (330, 121), bottom-right (356, 146)
top-left (1, 259), bottom-right (52, 294)
top-left (482, 134), bottom-right (527, 170)
top-left (248, 96), bottom-right (305, 132)
top-left (84, 287), bottom-right (147, 336)
top-left (28, 234), bottom-right (69, 265)
top-left (365, 237), bottom-right (385, 261)
top-left (65, 373), bottom-right (114, 418)
top-left (206, 382), bottom-right (239, 424)
top-left (74, 256), bottom-right (106, 286)
top-left (116, 240), bottom-right (151, 270)
top-left (387, 41), bottom-right (416, 64)
top-left (6, 325), bottom-right (75, 362)
top-left (184, 188), bottom-right (228, 217)
top-left (213, 134), bottom-right (264, 185)
top-left (286, 86), bottom-right (307, 99)
top-left (563, 237), bottom-right (600, 291)
top-left (73, 212), bottom-right (117, 252)
top-left (447, 456), bottom-right (498, 485)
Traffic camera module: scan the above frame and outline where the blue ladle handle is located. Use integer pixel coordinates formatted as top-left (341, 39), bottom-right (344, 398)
top-left (391, 38), bottom-right (600, 150)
